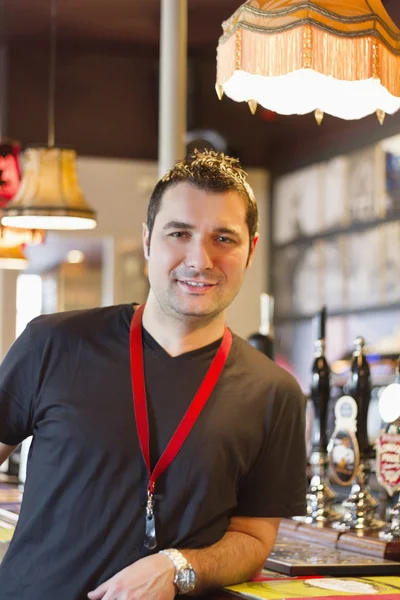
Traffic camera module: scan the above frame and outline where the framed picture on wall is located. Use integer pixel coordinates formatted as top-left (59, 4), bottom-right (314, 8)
top-left (383, 221), bottom-right (400, 303)
top-left (291, 241), bottom-right (322, 316)
top-left (274, 242), bottom-right (322, 318)
top-left (273, 164), bottom-right (322, 244)
top-left (344, 228), bottom-right (385, 309)
top-left (384, 152), bottom-right (400, 216)
top-left (347, 146), bottom-right (383, 223)
top-left (321, 156), bottom-right (348, 231)
top-left (273, 246), bottom-right (298, 317)
top-left (380, 134), bottom-right (400, 217)
top-left (320, 236), bottom-right (346, 312)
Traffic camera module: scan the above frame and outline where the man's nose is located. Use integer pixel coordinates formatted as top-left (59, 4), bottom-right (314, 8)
top-left (184, 239), bottom-right (213, 270)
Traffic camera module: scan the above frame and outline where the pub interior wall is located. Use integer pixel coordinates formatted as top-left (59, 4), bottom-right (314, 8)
top-left (272, 136), bottom-right (400, 397)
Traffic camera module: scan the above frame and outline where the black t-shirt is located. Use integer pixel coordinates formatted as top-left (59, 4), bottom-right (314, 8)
top-left (0, 304), bottom-right (307, 600)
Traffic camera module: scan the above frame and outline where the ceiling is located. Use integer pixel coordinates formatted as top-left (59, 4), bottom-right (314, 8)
top-left (3, 0), bottom-right (398, 48)
top-left (4, 0), bottom-right (243, 48)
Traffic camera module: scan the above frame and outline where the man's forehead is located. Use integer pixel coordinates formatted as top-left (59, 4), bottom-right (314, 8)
top-left (158, 182), bottom-right (247, 216)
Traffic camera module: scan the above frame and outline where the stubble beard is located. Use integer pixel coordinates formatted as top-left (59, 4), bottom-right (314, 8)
top-left (150, 278), bottom-right (232, 326)
top-left (165, 284), bottom-right (228, 323)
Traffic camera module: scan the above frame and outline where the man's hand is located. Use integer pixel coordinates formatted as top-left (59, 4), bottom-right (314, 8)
top-left (87, 516), bottom-right (279, 598)
top-left (87, 553), bottom-right (176, 600)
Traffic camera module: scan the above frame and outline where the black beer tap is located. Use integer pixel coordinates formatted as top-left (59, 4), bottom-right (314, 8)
top-left (347, 337), bottom-right (374, 460)
top-left (311, 307), bottom-right (330, 454)
top-left (305, 306), bottom-right (338, 524)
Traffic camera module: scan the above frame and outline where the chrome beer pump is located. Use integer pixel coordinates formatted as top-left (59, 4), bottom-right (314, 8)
top-left (333, 337), bottom-right (384, 532)
top-left (305, 307), bottom-right (339, 524)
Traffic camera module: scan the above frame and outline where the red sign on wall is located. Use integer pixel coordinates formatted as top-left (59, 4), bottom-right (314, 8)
top-left (376, 432), bottom-right (400, 496)
top-left (0, 142), bottom-right (21, 207)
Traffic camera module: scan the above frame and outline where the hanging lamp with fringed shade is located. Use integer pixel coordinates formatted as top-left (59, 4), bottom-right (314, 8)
top-left (216, 0), bottom-right (400, 121)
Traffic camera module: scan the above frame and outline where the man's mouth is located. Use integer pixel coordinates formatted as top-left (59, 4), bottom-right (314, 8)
top-left (182, 281), bottom-right (214, 288)
top-left (177, 280), bottom-right (217, 291)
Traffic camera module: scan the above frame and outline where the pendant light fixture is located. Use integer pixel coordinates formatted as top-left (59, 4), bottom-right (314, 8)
top-left (1, 0), bottom-right (97, 230)
top-left (0, 0), bottom-right (45, 259)
top-left (216, 1), bottom-right (400, 122)
top-left (0, 244), bottom-right (27, 270)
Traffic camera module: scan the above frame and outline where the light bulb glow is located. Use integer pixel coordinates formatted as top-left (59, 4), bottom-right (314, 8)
top-left (1, 215), bottom-right (97, 231)
top-left (66, 250), bottom-right (85, 264)
top-left (222, 70), bottom-right (400, 120)
top-left (0, 257), bottom-right (28, 270)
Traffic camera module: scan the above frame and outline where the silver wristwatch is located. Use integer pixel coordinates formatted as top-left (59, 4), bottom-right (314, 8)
top-left (159, 548), bottom-right (197, 595)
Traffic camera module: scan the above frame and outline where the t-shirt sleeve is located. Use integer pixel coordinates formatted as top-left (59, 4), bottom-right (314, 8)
top-left (235, 375), bottom-right (308, 518)
top-left (0, 324), bottom-right (36, 445)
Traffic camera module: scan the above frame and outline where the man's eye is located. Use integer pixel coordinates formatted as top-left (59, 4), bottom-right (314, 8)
top-left (170, 231), bottom-right (189, 238)
top-left (216, 236), bottom-right (235, 244)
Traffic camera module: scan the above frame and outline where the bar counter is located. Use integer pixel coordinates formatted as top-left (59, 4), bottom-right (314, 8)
top-left (2, 481), bottom-right (400, 600)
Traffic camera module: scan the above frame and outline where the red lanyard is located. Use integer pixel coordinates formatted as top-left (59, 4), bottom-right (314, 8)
top-left (129, 303), bottom-right (232, 549)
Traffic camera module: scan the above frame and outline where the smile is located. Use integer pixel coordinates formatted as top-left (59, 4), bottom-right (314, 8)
top-left (183, 281), bottom-right (214, 288)
top-left (177, 280), bottom-right (217, 293)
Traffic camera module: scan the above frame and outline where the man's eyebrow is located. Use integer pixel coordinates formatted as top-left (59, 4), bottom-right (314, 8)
top-left (213, 227), bottom-right (242, 238)
top-left (163, 221), bottom-right (195, 230)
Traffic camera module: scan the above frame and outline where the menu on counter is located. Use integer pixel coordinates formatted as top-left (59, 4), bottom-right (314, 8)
top-left (226, 575), bottom-right (400, 600)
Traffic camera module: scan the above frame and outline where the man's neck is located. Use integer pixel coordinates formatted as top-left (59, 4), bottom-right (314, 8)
top-left (141, 298), bottom-right (226, 357)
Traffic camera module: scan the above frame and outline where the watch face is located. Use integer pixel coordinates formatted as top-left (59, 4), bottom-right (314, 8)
top-left (177, 568), bottom-right (196, 594)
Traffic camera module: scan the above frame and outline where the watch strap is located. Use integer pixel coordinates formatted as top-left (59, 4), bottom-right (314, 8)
top-left (160, 548), bottom-right (193, 572)
top-left (159, 548), bottom-right (195, 593)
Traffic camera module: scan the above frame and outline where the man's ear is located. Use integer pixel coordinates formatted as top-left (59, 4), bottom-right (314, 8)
top-left (142, 223), bottom-right (150, 259)
top-left (246, 233), bottom-right (259, 269)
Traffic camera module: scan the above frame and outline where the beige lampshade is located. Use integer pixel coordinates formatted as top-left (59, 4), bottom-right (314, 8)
top-left (0, 244), bottom-right (28, 270)
top-left (1, 147), bottom-right (97, 230)
top-left (216, 0), bottom-right (400, 120)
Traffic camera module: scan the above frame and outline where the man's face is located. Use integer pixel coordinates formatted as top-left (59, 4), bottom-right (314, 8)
top-left (143, 182), bottom-right (258, 320)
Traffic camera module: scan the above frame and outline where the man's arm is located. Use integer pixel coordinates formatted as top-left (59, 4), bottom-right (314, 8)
top-left (182, 516), bottom-right (280, 595)
top-left (0, 443), bottom-right (17, 467)
top-left (88, 516), bottom-right (280, 600)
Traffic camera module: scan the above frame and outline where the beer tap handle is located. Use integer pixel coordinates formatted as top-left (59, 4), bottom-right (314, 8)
top-left (311, 307), bottom-right (330, 453)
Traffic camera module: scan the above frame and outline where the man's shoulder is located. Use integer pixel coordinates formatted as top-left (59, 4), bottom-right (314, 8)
top-left (27, 303), bottom-right (133, 340)
top-left (231, 333), bottom-right (304, 399)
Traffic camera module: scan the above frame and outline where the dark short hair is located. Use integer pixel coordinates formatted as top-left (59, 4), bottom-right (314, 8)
top-left (146, 150), bottom-right (258, 254)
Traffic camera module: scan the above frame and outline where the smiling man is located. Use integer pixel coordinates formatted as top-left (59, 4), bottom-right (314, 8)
top-left (0, 150), bottom-right (307, 600)
top-left (142, 179), bottom-right (257, 355)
